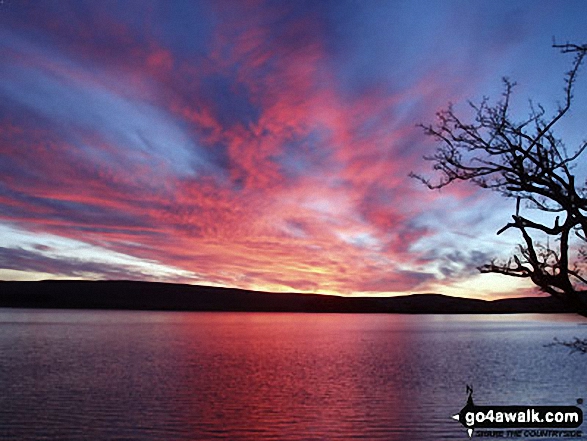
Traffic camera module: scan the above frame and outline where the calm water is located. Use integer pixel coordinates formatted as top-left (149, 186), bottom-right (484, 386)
top-left (0, 310), bottom-right (586, 440)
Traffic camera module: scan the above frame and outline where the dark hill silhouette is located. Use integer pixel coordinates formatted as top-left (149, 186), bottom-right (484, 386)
top-left (0, 280), bottom-right (573, 314)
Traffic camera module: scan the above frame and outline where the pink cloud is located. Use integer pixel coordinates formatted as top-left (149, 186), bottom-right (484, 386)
top-left (0, 1), bottom-right (523, 297)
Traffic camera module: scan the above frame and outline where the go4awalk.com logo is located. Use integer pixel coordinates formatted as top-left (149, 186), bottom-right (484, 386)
top-left (452, 386), bottom-right (584, 438)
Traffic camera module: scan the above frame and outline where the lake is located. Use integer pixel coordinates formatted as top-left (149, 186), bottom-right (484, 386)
top-left (0, 310), bottom-right (585, 440)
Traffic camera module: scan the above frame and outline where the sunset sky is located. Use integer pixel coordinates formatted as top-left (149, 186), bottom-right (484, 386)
top-left (1, 0), bottom-right (586, 299)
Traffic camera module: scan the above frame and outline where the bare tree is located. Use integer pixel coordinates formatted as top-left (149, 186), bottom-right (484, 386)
top-left (411, 43), bottom-right (587, 319)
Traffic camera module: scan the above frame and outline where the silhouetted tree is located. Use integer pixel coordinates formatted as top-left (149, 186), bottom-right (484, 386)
top-left (412, 43), bottom-right (587, 325)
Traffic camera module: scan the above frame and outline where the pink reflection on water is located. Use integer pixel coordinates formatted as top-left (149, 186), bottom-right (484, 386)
top-left (1, 311), bottom-right (583, 440)
top-left (174, 313), bottom-right (412, 440)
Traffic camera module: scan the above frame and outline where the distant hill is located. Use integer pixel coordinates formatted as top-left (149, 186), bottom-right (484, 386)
top-left (0, 280), bottom-right (574, 314)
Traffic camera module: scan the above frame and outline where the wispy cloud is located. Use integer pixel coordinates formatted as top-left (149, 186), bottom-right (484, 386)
top-left (1, 0), bottom-right (585, 297)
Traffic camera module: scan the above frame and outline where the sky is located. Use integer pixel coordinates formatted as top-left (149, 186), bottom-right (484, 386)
top-left (1, 0), bottom-right (586, 299)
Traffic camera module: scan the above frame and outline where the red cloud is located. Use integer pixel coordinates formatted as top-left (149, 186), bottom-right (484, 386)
top-left (0, 1), bottom-right (497, 296)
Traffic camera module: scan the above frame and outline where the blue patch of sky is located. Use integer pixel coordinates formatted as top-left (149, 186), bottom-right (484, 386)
top-left (0, 1), bottom-right (215, 58)
top-left (315, 0), bottom-right (452, 98)
top-left (274, 129), bottom-right (336, 179)
top-left (200, 75), bottom-right (262, 129)
top-left (314, 0), bottom-right (566, 111)
top-left (1, 2), bottom-right (126, 63)
top-left (442, 1), bottom-right (587, 110)
top-left (0, 33), bottom-right (218, 179)
top-left (147, 1), bottom-right (217, 59)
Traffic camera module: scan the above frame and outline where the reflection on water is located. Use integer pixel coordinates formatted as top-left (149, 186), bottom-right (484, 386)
top-left (0, 311), bottom-right (585, 440)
